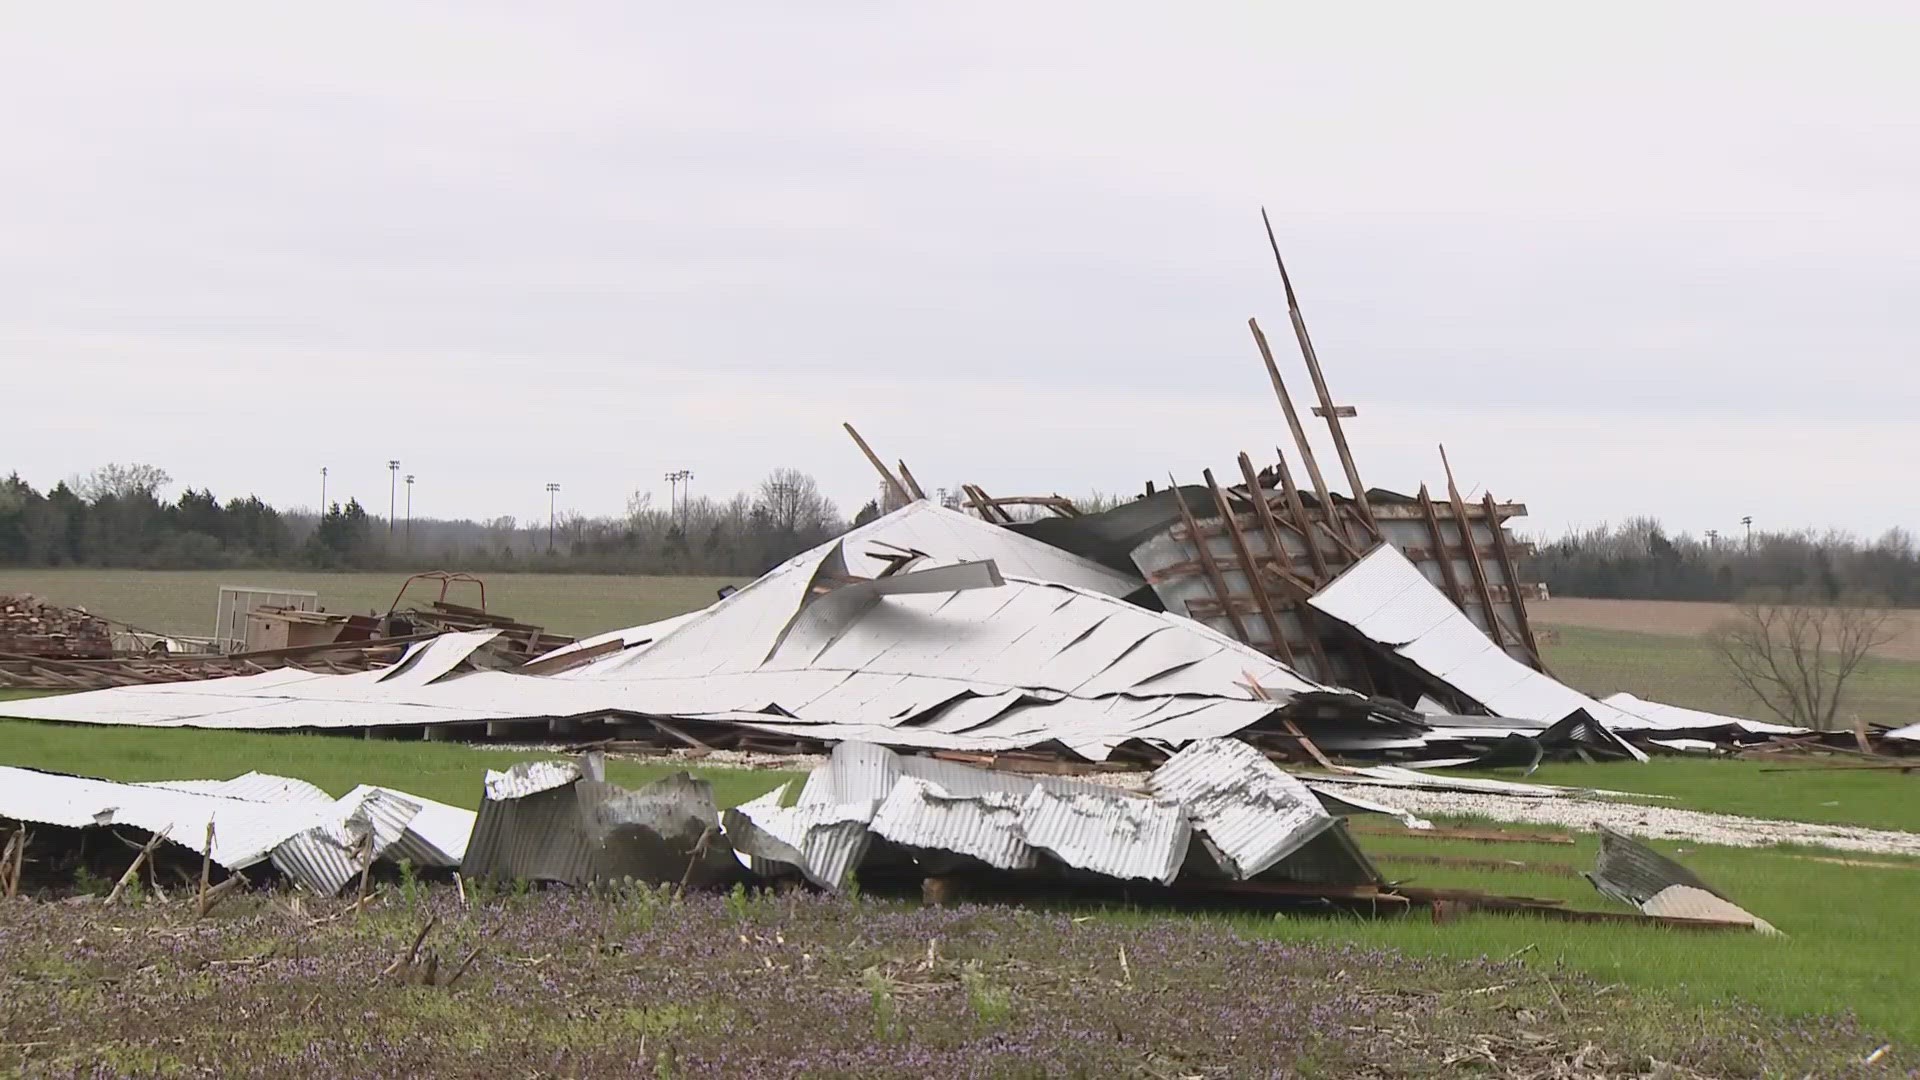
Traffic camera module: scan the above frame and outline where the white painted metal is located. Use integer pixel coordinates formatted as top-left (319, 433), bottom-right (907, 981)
top-left (1310, 546), bottom-right (1641, 730)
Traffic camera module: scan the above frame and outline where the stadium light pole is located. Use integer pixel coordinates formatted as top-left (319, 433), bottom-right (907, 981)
top-left (664, 470), bottom-right (693, 530)
top-left (1742, 515), bottom-right (1754, 553)
top-left (405, 474), bottom-right (415, 548)
top-left (387, 460), bottom-right (400, 536)
top-left (546, 482), bottom-right (561, 553)
top-left (320, 466), bottom-right (328, 513)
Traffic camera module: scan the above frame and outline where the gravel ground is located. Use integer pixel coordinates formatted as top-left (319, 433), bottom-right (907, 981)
top-left (1332, 783), bottom-right (1920, 857)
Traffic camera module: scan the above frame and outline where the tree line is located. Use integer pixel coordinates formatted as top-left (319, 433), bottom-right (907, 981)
top-left (0, 464), bottom-right (854, 576)
top-left (1522, 518), bottom-right (1920, 605)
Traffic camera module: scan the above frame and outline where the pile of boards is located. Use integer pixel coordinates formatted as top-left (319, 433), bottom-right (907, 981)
top-left (0, 594), bottom-right (112, 660)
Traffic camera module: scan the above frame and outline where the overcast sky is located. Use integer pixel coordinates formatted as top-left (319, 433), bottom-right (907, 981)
top-left (4, 2), bottom-right (1914, 540)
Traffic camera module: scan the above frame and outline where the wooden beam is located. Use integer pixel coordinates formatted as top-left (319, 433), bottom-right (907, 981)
top-left (1238, 452), bottom-right (1332, 681)
top-left (842, 422), bottom-right (911, 506)
top-left (1168, 480), bottom-right (1254, 646)
top-left (1267, 447), bottom-right (1335, 580)
top-left (1249, 317), bottom-right (1354, 545)
top-left (1204, 469), bottom-right (1294, 665)
top-left (1484, 491), bottom-right (1546, 669)
top-left (1416, 485), bottom-right (1469, 613)
top-left (1261, 208), bottom-right (1378, 535)
top-left (896, 460), bottom-right (928, 501)
top-left (1440, 446), bottom-right (1507, 651)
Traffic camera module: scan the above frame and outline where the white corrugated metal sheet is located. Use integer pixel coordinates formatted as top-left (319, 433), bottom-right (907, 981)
top-left (484, 760), bottom-right (581, 801)
top-left (0, 765), bottom-right (332, 871)
top-left (1309, 546), bottom-right (1640, 730)
top-left (1146, 740), bottom-right (1333, 879)
top-left (272, 787), bottom-right (424, 896)
top-left (869, 777), bottom-right (1035, 871)
top-left (137, 771), bottom-right (335, 806)
top-left (722, 785), bottom-right (875, 889)
top-left (1016, 787), bottom-right (1189, 884)
top-left (1886, 721), bottom-right (1920, 743)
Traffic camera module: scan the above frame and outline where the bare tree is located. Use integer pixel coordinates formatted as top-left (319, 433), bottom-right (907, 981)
top-left (71, 463), bottom-right (172, 502)
top-left (754, 468), bottom-right (837, 532)
top-left (1707, 591), bottom-right (1896, 730)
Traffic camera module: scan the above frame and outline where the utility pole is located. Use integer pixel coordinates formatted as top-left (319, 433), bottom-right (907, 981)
top-left (405, 474), bottom-right (414, 548)
top-left (320, 466), bottom-right (328, 513)
top-left (1742, 515), bottom-right (1754, 553)
top-left (387, 460), bottom-right (400, 536)
top-left (1706, 529), bottom-right (1719, 549)
top-left (546, 482), bottom-right (561, 554)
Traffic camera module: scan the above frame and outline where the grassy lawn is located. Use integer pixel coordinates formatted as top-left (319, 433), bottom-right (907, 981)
top-left (1543, 623), bottom-right (1920, 731)
top-left (1284, 823), bottom-right (1920, 1044)
top-left (0, 568), bottom-right (738, 639)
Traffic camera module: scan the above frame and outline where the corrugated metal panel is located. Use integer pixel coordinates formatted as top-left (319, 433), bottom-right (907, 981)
top-left (1146, 740), bottom-right (1333, 879)
top-left (272, 787), bottom-right (423, 896)
top-left (1886, 721), bottom-right (1920, 743)
top-left (722, 785), bottom-right (874, 889)
top-left (341, 785), bottom-right (474, 867)
top-left (869, 778), bottom-right (1034, 871)
top-left (138, 771), bottom-right (335, 806)
top-left (460, 783), bottom-right (594, 885)
top-left (1310, 546), bottom-right (1641, 730)
top-left (798, 741), bottom-right (903, 807)
top-left (0, 765), bottom-right (330, 872)
top-left (575, 773), bottom-right (739, 889)
top-left (1016, 787), bottom-right (1189, 884)
top-left (483, 760), bottom-right (580, 801)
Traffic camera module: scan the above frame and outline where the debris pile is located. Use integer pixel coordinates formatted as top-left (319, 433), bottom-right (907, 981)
top-left (0, 594), bottom-right (112, 660)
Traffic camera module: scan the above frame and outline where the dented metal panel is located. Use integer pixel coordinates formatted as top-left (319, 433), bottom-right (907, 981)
top-left (1016, 786), bottom-right (1189, 884)
top-left (1147, 740), bottom-right (1334, 879)
top-left (483, 760), bottom-right (581, 801)
top-left (272, 787), bottom-right (424, 895)
top-left (869, 778), bottom-right (1035, 871)
top-left (138, 771), bottom-right (335, 806)
top-left (722, 785), bottom-right (874, 889)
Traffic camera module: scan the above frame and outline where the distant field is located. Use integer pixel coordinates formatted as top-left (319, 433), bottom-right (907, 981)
top-left (0, 569), bottom-right (740, 639)
top-left (1532, 595), bottom-right (1920, 662)
top-left (1540, 624), bottom-right (1920, 729)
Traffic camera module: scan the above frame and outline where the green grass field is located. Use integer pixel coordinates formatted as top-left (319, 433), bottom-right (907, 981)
top-left (1542, 623), bottom-right (1920, 730)
top-left (0, 568), bottom-right (738, 639)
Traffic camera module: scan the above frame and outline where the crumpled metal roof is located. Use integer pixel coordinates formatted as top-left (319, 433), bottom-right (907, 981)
top-left (723, 784), bottom-right (875, 889)
top-left (0, 765), bottom-right (468, 895)
top-left (1887, 721), bottom-right (1920, 743)
top-left (1308, 546), bottom-right (1640, 730)
top-left (1147, 739), bottom-right (1336, 879)
top-left (484, 760), bottom-right (581, 801)
top-left (6, 506), bottom-right (1343, 761)
top-left (728, 740), bottom-right (1370, 891)
top-left (1016, 786), bottom-right (1190, 885)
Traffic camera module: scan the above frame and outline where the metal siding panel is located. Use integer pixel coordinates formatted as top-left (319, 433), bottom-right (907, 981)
top-left (1146, 740), bottom-right (1334, 879)
top-left (868, 778), bottom-right (1035, 871)
top-left (1016, 787), bottom-right (1190, 884)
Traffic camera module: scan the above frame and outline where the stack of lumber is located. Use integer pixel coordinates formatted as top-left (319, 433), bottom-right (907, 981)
top-left (0, 595), bottom-right (113, 660)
